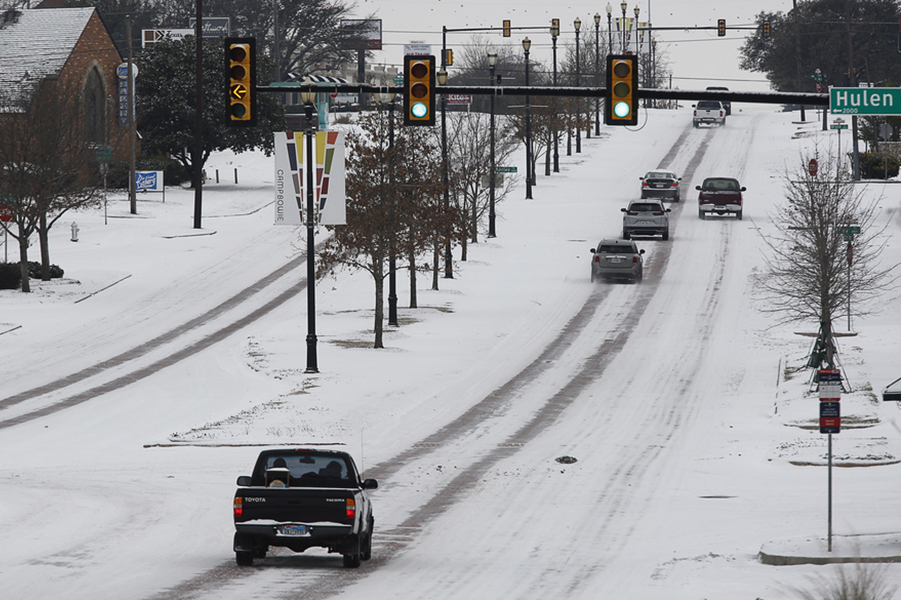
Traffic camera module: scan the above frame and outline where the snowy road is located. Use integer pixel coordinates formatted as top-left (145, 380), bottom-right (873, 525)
top-left (2, 109), bottom-right (899, 600)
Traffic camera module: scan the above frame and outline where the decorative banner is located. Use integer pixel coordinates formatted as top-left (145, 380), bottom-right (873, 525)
top-left (274, 131), bottom-right (346, 226)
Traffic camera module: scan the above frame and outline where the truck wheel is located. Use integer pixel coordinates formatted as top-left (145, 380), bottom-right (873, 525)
top-left (737, 210), bottom-right (743, 220)
top-left (622, 230), bottom-right (630, 240)
top-left (699, 209), bottom-right (705, 220)
top-left (662, 229), bottom-right (669, 241)
top-left (343, 536), bottom-right (362, 568)
top-left (236, 551), bottom-right (254, 566)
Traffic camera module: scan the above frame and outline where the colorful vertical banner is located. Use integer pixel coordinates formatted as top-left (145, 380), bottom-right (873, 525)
top-left (273, 131), bottom-right (346, 226)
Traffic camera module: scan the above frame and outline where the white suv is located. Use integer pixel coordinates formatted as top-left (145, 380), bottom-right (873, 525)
top-left (621, 199), bottom-right (671, 240)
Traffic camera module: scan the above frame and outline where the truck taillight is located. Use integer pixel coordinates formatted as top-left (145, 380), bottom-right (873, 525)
top-left (346, 498), bottom-right (356, 520)
top-left (594, 255), bottom-right (600, 263)
top-left (234, 496), bottom-right (243, 518)
top-left (632, 256), bottom-right (639, 264)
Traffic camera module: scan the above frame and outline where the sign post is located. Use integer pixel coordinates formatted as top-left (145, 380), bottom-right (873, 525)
top-left (819, 368), bottom-right (842, 552)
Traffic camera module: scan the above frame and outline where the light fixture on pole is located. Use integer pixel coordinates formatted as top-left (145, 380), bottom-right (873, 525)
top-left (594, 13), bottom-right (601, 137)
top-left (634, 5), bottom-right (640, 55)
top-left (488, 51), bottom-right (498, 237)
top-left (438, 66), bottom-right (452, 278)
top-left (523, 37), bottom-right (533, 200)
top-left (620, 1), bottom-right (627, 53)
top-left (574, 18), bottom-right (581, 154)
top-left (300, 82), bottom-right (319, 373)
top-left (550, 19), bottom-right (560, 173)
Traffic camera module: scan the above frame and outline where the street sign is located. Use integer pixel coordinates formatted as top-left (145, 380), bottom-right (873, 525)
top-left (830, 87), bottom-right (901, 115)
top-left (830, 122), bottom-right (849, 130)
top-left (837, 224), bottom-right (860, 235)
top-left (819, 401), bottom-right (841, 434)
top-left (447, 94), bottom-right (472, 105)
top-left (495, 166), bottom-right (517, 173)
top-left (393, 75), bottom-right (404, 85)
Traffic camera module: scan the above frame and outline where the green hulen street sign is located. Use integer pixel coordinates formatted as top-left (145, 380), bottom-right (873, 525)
top-left (830, 87), bottom-right (901, 116)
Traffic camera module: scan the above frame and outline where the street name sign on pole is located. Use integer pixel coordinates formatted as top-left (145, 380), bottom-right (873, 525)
top-left (495, 166), bottom-right (517, 173)
top-left (830, 87), bottom-right (901, 115)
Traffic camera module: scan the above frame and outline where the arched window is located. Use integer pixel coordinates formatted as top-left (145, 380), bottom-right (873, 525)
top-left (84, 67), bottom-right (106, 144)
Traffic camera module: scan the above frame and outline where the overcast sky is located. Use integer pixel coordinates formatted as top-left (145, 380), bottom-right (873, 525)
top-left (348, 0), bottom-right (794, 92)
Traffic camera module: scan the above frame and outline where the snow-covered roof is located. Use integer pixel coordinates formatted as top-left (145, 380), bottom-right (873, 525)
top-left (0, 7), bottom-right (95, 101)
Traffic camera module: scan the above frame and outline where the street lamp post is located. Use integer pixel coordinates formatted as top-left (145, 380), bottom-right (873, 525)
top-left (375, 92), bottom-right (399, 326)
top-left (574, 18), bottom-right (581, 154)
top-left (439, 67), bottom-right (452, 278)
top-left (594, 13), bottom-right (601, 136)
top-left (620, 1), bottom-right (627, 52)
top-left (523, 37), bottom-right (533, 200)
top-left (550, 19), bottom-right (560, 173)
top-left (606, 3), bottom-right (613, 58)
top-left (634, 5), bottom-right (640, 55)
top-left (300, 86), bottom-right (319, 373)
top-left (488, 52), bottom-right (498, 237)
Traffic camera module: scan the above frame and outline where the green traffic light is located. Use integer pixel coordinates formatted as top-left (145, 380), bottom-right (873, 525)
top-left (411, 102), bottom-right (428, 119)
top-left (613, 101), bottom-right (631, 118)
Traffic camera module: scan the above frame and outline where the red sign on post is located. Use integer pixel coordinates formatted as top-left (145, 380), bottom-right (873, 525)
top-left (819, 369), bottom-right (842, 433)
top-left (808, 158), bottom-right (818, 176)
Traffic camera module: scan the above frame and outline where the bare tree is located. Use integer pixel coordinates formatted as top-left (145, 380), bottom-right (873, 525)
top-left (0, 85), bottom-right (108, 291)
top-left (446, 111), bottom-right (517, 255)
top-left (318, 111), bottom-right (445, 348)
top-left (757, 149), bottom-right (897, 369)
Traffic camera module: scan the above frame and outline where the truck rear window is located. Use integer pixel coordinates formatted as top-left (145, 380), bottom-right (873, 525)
top-left (256, 454), bottom-right (354, 487)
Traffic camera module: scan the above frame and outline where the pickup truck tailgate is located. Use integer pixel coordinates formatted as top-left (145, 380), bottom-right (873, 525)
top-left (235, 487), bottom-right (354, 524)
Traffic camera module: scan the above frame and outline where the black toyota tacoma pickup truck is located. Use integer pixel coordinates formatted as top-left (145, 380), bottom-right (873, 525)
top-left (233, 448), bottom-right (378, 567)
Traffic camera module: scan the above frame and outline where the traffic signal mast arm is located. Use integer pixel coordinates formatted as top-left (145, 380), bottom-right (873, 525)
top-left (255, 83), bottom-right (829, 107)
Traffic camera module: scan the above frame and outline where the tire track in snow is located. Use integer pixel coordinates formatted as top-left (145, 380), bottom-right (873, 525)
top-left (146, 123), bottom-right (727, 600)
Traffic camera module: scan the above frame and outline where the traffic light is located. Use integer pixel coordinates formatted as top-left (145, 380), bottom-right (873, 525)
top-left (404, 55), bottom-right (435, 126)
top-left (717, 19), bottom-right (726, 37)
top-left (503, 19), bottom-right (511, 37)
top-left (444, 49), bottom-right (454, 66)
top-left (605, 54), bottom-right (638, 126)
top-left (225, 37), bottom-right (255, 126)
top-left (762, 20), bottom-right (771, 38)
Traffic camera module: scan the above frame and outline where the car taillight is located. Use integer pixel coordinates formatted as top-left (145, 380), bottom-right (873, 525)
top-left (641, 182), bottom-right (648, 188)
top-left (594, 255), bottom-right (600, 263)
top-left (632, 256), bottom-right (639, 264)
top-left (670, 182), bottom-right (678, 187)
top-left (627, 211), bottom-right (638, 215)
top-left (720, 111), bottom-right (724, 117)
top-left (234, 496), bottom-right (243, 518)
top-left (652, 211), bottom-right (663, 215)
top-left (346, 498), bottom-right (356, 520)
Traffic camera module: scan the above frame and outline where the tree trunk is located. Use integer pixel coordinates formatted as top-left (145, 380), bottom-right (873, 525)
top-left (431, 242), bottom-right (439, 290)
top-left (39, 213), bottom-right (51, 281)
top-left (373, 260), bottom-right (384, 349)
top-left (408, 240), bottom-right (418, 308)
top-left (17, 221), bottom-right (30, 293)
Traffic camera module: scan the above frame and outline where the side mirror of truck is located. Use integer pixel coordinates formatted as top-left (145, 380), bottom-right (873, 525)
top-left (236, 475), bottom-right (252, 487)
top-left (695, 185), bottom-right (701, 190)
top-left (362, 478), bottom-right (379, 490)
top-left (741, 187), bottom-right (747, 191)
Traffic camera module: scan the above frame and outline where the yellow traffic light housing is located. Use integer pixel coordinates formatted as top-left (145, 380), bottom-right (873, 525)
top-left (226, 37), bottom-right (255, 126)
top-left (762, 20), bottom-right (771, 38)
top-left (605, 54), bottom-right (638, 126)
top-left (503, 20), bottom-right (511, 37)
top-left (717, 19), bottom-right (726, 37)
top-left (404, 55), bottom-right (435, 127)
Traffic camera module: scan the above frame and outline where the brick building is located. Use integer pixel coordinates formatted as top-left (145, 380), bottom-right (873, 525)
top-left (0, 6), bottom-right (132, 162)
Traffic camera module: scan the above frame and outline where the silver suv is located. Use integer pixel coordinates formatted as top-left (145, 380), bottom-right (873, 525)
top-left (590, 239), bottom-right (645, 283)
top-left (621, 199), bottom-right (671, 240)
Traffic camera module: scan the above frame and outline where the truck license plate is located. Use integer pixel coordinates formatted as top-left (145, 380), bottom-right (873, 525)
top-left (278, 524), bottom-right (309, 536)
